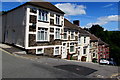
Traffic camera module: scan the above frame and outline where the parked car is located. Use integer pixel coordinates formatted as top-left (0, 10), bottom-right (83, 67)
top-left (99, 58), bottom-right (109, 65)
top-left (107, 59), bottom-right (116, 66)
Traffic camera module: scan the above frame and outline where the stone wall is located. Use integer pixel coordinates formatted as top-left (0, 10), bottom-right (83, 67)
top-left (29, 34), bottom-right (62, 47)
top-left (44, 48), bottom-right (54, 57)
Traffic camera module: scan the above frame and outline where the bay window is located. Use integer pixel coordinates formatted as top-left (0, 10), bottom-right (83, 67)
top-left (37, 28), bottom-right (48, 41)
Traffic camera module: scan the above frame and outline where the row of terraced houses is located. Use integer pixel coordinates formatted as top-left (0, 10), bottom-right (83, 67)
top-left (1, 2), bottom-right (109, 62)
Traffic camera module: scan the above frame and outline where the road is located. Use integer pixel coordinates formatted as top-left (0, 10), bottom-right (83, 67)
top-left (1, 49), bottom-right (119, 80)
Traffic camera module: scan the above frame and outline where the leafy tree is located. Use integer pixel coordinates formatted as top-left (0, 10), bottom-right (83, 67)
top-left (87, 24), bottom-right (120, 65)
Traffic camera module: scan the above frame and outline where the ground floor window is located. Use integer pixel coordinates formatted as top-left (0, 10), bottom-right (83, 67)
top-left (70, 43), bottom-right (75, 53)
top-left (54, 47), bottom-right (60, 55)
top-left (37, 48), bottom-right (43, 54)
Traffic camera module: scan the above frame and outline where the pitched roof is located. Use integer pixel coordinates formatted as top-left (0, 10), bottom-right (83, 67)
top-left (89, 34), bottom-right (99, 42)
top-left (64, 18), bottom-right (80, 31)
top-left (27, 2), bottom-right (65, 14)
top-left (98, 39), bottom-right (109, 46)
top-left (64, 18), bottom-right (89, 36)
top-left (2, 2), bottom-right (65, 15)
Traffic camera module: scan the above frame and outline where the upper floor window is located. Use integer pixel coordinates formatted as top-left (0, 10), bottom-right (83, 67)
top-left (37, 27), bottom-right (48, 41)
top-left (55, 28), bottom-right (60, 39)
top-left (84, 37), bottom-right (86, 43)
top-left (50, 12), bottom-right (54, 17)
top-left (30, 8), bottom-right (37, 13)
top-left (30, 15), bottom-right (37, 23)
top-left (71, 31), bottom-right (74, 39)
top-left (39, 9), bottom-right (48, 22)
top-left (78, 38), bottom-right (80, 43)
top-left (64, 31), bottom-right (67, 39)
top-left (78, 34), bottom-right (80, 43)
top-left (83, 48), bottom-right (86, 54)
top-left (50, 19), bottom-right (54, 25)
top-left (56, 15), bottom-right (60, 25)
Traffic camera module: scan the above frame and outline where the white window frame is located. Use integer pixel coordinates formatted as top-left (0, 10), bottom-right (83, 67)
top-left (69, 43), bottom-right (75, 53)
top-left (56, 14), bottom-right (60, 25)
top-left (38, 9), bottom-right (48, 22)
top-left (84, 37), bottom-right (86, 43)
top-left (54, 47), bottom-right (60, 55)
top-left (83, 48), bottom-right (86, 54)
top-left (63, 31), bottom-right (68, 40)
top-left (55, 28), bottom-right (61, 39)
top-left (70, 31), bottom-right (75, 40)
top-left (36, 48), bottom-right (44, 54)
top-left (36, 27), bottom-right (49, 42)
top-left (78, 33), bottom-right (81, 43)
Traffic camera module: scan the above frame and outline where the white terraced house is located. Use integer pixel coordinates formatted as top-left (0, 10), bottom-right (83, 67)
top-left (2, 2), bottom-right (91, 62)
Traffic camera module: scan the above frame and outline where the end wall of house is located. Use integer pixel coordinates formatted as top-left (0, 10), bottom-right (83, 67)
top-left (3, 6), bottom-right (26, 48)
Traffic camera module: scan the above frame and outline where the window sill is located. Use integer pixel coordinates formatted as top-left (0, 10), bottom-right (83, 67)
top-left (38, 20), bottom-right (49, 23)
top-left (63, 39), bottom-right (68, 40)
top-left (36, 40), bottom-right (49, 43)
top-left (54, 39), bottom-right (61, 40)
top-left (70, 38), bottom-right (75, 40)
top-left (54, 24), bottom-right (62, 27)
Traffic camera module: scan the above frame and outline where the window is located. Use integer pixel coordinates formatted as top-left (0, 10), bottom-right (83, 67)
top-left (84, 37), bottom-right (86, 43)
top-left (29, 24), bottom-right (36, 32)
top-left (61, 21), bottom-right (63, 26)
top-left (30, 8), bottom-right (37, 13)
top-left (37, 28), bottom-right (48, 41)
top-left (37, 49), bottom-right (43, 54)
top-left (50, 12), bottom-right (54, 17)
top-left (83, 48), bottom-right (86, 54)
top-left (71, 32), bottom-right (74, 39)
top-left (56, 15), bottom-right (60, 25)
top-left (64, 31), bottom-right (67, 39)
top-left (78, 38), bottom-right (80, 43)
top-left (93, 53), bottom-right (95, 57)
top-left (70, 43), bottom-right (75, 52)
top-left (55, 28), bottom-right (60, 39)
top-left (30, 15), bottom-right (37, 23)
top-left (50, 19), bottom-right (54, 25)
top-left (54, 47), bottom-right (60, 55)
top-left (39, 9), bottom-right (48, 21)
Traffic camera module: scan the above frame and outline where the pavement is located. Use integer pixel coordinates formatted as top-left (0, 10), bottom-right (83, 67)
top-left (0, 43), bottom-right (119, 80)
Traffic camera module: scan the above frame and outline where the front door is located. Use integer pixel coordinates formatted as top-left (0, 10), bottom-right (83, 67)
top-left (62, 43), bottom-right (67, 59)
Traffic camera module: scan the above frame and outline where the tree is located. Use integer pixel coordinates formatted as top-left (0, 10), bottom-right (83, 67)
top-left (88, 24), bottom-right (120, 65)
top-left (89, 24), bottom-right (104, 36)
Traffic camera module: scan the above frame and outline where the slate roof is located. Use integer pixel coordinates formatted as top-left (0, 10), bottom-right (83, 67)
top-left (27, 2), bottom-right (65, 14)
top-left (2, 2), bottom-right (65, 15)
top-left (98, 39), bottom-right (109, 46)
top-left (64, 18), bottom-right (89, 36)
top-left (90, 34), bottom-right (99, 42)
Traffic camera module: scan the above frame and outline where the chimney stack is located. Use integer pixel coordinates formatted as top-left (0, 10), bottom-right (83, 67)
top-left (73, 20), bottom-right (80, 26)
